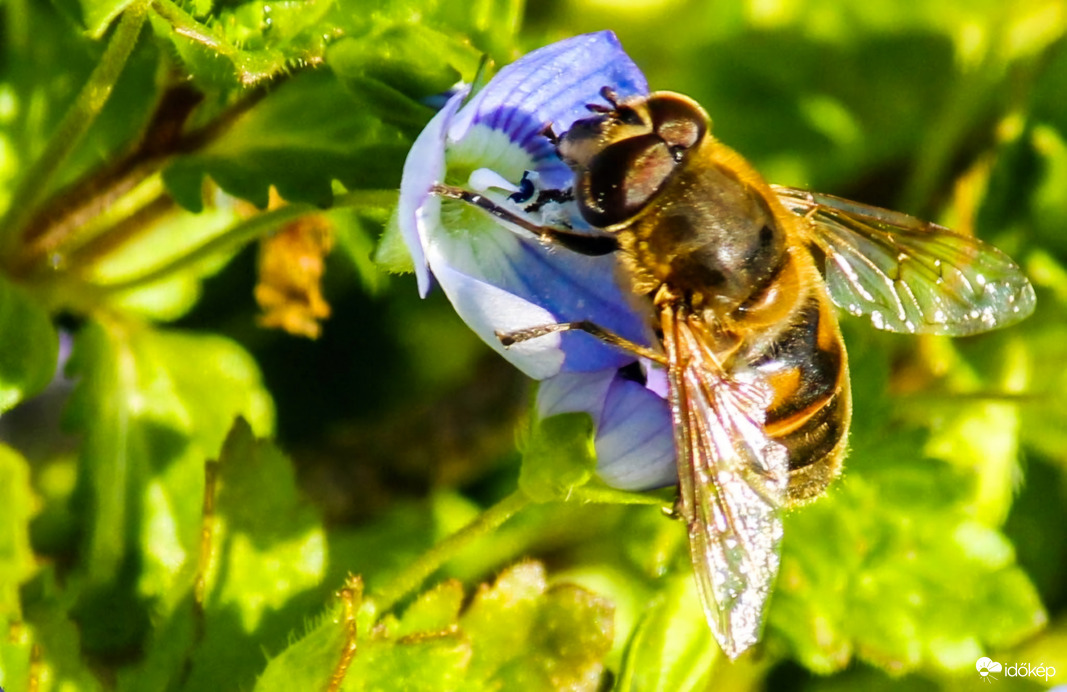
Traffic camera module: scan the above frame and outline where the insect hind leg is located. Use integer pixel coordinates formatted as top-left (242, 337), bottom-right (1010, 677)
top-left (497, 321), bottom-right (666, 365)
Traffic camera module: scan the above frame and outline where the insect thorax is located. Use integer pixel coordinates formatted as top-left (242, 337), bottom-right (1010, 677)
top-left (617, 147), bottom-right (791, 315)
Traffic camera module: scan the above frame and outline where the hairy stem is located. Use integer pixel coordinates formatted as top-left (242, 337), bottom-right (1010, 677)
top-left (0, 0), bottom-right (149, 254)
top-left (370, 490), bottom-right (533, 615)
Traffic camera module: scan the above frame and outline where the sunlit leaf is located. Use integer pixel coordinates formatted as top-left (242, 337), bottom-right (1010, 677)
top-left (327, 23), bottom-right (481, 135)
top-left (117, 419), bottom-right (327, 691)
top-left (147, 0), bottom-right (340, 88)
top-left (331, 206), bottom-right (391, 295)
top-left (253, 600), bottom-right (353, 692)
top-left (0, 444), bottom-right (35, 622)
top-left (73, 0), bottom-right (137, 37)
top-left (10, 567), bottom-right (107, 692)
top-left (84, 195), bottom-right (245, 320)
top-left (259, 561), bottom-right (614, 691)
top-left (63, 320), bottom-right (273, 656)
top-left (182, 418), bottom-right (328, 690)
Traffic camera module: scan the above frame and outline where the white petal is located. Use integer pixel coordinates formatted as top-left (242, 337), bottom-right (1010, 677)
top-left (397, 87), bottom-right (470, 297)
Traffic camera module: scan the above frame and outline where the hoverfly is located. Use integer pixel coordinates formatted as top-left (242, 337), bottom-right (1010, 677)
top-left (433, 89), bottom-right (1035, 659)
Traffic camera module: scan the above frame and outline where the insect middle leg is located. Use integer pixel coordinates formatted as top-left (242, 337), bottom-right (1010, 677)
top-left (497, 321), bottom-right (667, 366)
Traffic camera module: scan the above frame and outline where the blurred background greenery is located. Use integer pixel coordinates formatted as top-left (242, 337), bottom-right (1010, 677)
top-left (1, 0), bottom-right (1065, 689)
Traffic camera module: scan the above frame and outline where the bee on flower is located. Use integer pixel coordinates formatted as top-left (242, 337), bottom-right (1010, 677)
top-left (392, 31), bottom-right (1035, 658)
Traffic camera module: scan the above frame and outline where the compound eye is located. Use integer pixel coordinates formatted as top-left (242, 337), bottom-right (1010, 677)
top-left (578, 134), bottom-right (677, 227)
top-left (648, 96), bottom-right (707, 152)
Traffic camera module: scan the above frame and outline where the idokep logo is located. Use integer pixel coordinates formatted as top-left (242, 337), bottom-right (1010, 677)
top-left (977, 656), bottom-right (1057, 683)
top-left (977, 657), bottom-right (1003, 682)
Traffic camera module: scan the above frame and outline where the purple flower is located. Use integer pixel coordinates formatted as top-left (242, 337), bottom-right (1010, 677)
top-left (397, 31), bottom-right (676, 490)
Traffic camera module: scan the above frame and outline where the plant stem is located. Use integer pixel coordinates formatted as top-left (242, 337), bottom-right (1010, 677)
top-left (370, 490), bottom-right (533, 615)
top-left (0, 0), bottom-right (149, 253)
top-left (95, 189), bottom-right (397, 294)
top-left (568, 484), bottom-right (674, 509)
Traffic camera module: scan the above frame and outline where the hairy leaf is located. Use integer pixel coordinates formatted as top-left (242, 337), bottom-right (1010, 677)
top-left (257, 561), bottom-right (614, 691)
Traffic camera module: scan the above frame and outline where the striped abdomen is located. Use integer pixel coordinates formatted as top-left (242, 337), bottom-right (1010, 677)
top-left (749, 292), bottom-right (851, 502)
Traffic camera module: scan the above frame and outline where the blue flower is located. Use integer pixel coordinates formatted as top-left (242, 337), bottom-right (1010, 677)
top-left (397, 31), bottom-right (676, 490)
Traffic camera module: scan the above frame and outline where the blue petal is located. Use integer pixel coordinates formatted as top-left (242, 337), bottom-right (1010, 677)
top-left (538, 368), bottom-right (676, 491)
top-left (537, 369), bottom-right (615, 420)
top-left (595, 375), bottom-right (676, 490)
top-left (449, 31), bottom-right (649, 190)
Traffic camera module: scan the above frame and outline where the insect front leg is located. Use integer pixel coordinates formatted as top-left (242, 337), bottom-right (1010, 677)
top-left (431, 183), bottom-right (618, 257)
top-left (497, 321), bottom-right (667, 366)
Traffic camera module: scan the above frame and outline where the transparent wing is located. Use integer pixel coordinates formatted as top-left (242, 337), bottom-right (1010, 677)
top-left (662, 308), bottom-right (789, 660)
top-left (775, 186), bottom-right (1036, 335)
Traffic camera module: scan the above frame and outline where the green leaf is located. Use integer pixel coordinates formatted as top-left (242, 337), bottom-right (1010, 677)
top-left (0, 1), bottom-right (98, 219)
top-left (327, 23), bottom-right (481, 135)
top-left (0, 624), bottom-right (35, 692)
top-left (519, 412), bottom-right (597, 503)
top-left (520, 582), bottom-right (615, 689)
top-left (616, 575), bottom-right (716, 692)
top-left (84, 197), bottom-right (245, 320)
top-left (162, 69), bottom-right (410, 211)
top-left (331, 0), bottom-right (523, 58)
top-left (460, 561), bottom-right (613, 690)
top-left (0, 448), bottom-right (39, 692)
top-left (374, 208), bottom-right (417, 276)
top-left (330, 205), bottom-right (392, 296)
top-left (115, 420), bottom-right (326, 692)
top-left (0, 275), bottom-right (57, 414)
top-left (253, 600), bottom-right (353, 692)
top-left (347, 628), bottom-right (471, 692)
top-left (395, 579), bottom-right (465, 638)
top-left (63, 320), bottom-right (273, 656)
top-left (10, 567), bottom-right (107, 692)
top-left (769, 438), bottom-right (1045, 675)
top-left (1005, 456), bottom-right (1067, 617)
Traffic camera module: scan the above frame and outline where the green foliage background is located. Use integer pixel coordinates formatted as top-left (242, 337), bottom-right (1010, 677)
top-left (1, 0), bottom-right (1065, 689)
